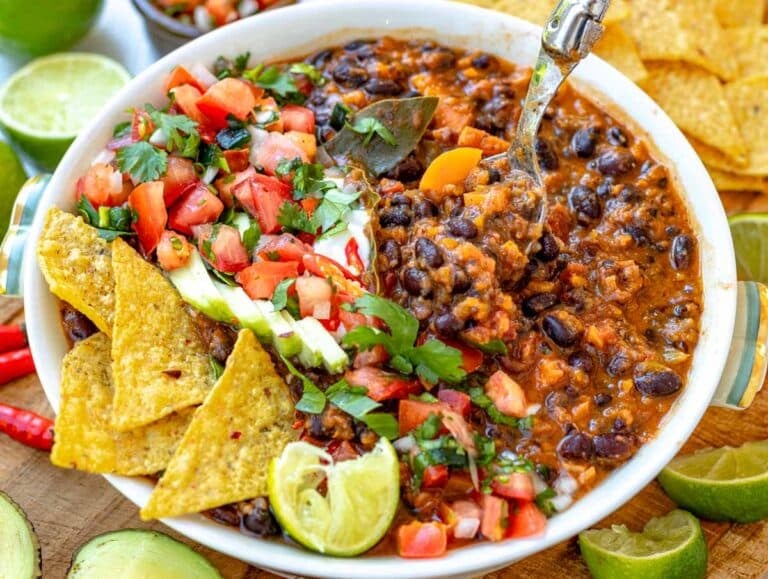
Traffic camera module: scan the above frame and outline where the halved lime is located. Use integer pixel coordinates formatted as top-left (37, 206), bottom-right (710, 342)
top-left (0, 142), bottom-right (27, 240)
top-left (658, 440), bottom-right (768, 523)
top-left (579, 510), bottom-right (707, 579)
top-left (729, 213), bottom-right (768, 283)
top-left (268, 438), bottom-right (399, 556)
top-left (0, 53), bottom-right (130, 171)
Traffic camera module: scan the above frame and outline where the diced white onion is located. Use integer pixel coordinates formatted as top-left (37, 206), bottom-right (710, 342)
top-left (468, 455), bottom-right (480, 491)
top-left (190, 62), bottom-right (218, 88)
top-left (454, 517), bottom-right (480, 539)
top-left (237, 0), bottom-right (259, 16)
top-left (554, 471), bottom-right (578, 496)
top-left (149, 128), bottom-right (168, 148)
top-left (527, 403), bottom-right (542, 416)
top-left (531, 473), bottom-right (548, 495)
top-left (193, 6), bottom-right (214, 32)
top-left (332, 323), bottom-right (348, 342)
top-left (312, 301), bottom-right (332, 320)
top-left (254, 109), bottom-right (277, 125)
top-left (92, 149), bottom-right (115, 166)
top-left (393, 435), bottom-right (415, 454)
top-left (202, 165), bottom-right (219, 184)
top-left (551, 494), bottom-right (573, 512)
top-left (248, 127), bottom-right (269, 167)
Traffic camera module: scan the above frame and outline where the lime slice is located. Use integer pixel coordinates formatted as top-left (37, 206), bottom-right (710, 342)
top-left (0, 53), bottom-right (130, 171)
top-left (729, 213), bottom-right (768, 283)
top-left (268, 438), bottom-right (399, 556)
top-left (0, 142), bottom-right (27, 240)
top-left (658, 439), bottom-right (768, 523)
top-left (579, 510), bottom-right (707, 579)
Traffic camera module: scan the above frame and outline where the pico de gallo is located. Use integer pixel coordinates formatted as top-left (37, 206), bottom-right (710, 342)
top-left (62, 37), bottom-right (702, 558)
top-left (151, 0), bottom-right (288, 32)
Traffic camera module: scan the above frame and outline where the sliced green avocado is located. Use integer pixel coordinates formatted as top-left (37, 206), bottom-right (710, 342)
top-left (67, 529), bottom-right (222, 579)
top-left (167, 249), bottom-right (233, 323)
top-left (294, 316), bottom-right (349, 373)
top-left (0, 491), bottom-right (41, 579)
top-left (212, 281), bottom-right (272, 340)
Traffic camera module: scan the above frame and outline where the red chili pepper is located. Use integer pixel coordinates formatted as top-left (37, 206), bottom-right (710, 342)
top-left (344, 238), bottom-right (365, 276)
top-left (0, 348), bottom-right (35, 385)
top-left (0, 324), bottom-right (27, 353)
top-left (0, 403), bottom-right (54, 451)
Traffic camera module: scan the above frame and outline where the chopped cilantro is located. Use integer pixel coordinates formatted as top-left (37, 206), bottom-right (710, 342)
top-left (469, 386), bottom-right (532, 429)
top-left (276, 158), bottom-right (335, 200)
top-left (210, 357), bottom-right (225, 380)
top-left (244, 64), bottom-right (304, 103)
top-left (76, 196), bottom-right (136, 240)
top-left (112, 120), bottom-right (131, 139)
top-left (283, 356), bottom-right (326, 414)
top-left (214, 51), bottom-right (251, 79)
top-left (472, 339), bottom-right (508, 355)
top-left (359, 413), bottom-right (399, 439)
top-left (289, 62), bottom-right (325, 86)
top-left (412, 412), bottom-right (442, 441)
top-left (271, 278), bottom-right (296, 311)
top-left (535, 487), bottom-right (557, 517)
top-left (146, 105), bottom-right (200, 158)
top-left (241, 219), bottom-right (261, 253)
top-left (312, 188), bottom-right (360, 233)
top-left (116, 141), bottom-right (168, 183)
top-left (348, 117), bottom-right (397, 146)
top-left (277, 202), bottom-right (316, 234)
top-left (197, 142), bottom-right (230, 173)
top-left (410, 392), bottom-right (439, 403)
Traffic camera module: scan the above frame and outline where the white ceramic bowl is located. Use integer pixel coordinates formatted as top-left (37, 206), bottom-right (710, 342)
top-left (20, 0), bottom-right (747, 576)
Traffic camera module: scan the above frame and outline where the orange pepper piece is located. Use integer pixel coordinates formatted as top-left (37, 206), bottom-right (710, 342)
top-left (419, 147), bottom-right (482, 192)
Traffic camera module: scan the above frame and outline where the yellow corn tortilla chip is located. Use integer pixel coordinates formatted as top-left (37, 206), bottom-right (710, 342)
top-left (643, 63), bottom-right (747, 165)
top-left (51, 333), bottom-right (194, 475)
top-left (110, 238), bottom-right (213, 431)
top-left (140, 329), bottom-right (298, 520)
top-left (715, 0), bottom-right (765, 28)
top-left (593, 25), bottom-right (648, 84)
top-left (37, 208), bottom-right (114, 336)
top-left (455, 0), bottom-right (629, 26)
top-left (674, 0), bottom-right (739, 81)
top-left (724, 77), bottom-right (768, 176)
top-left (724, 26), bottom-right (768, 79)
top-left (709, 168), bottom-right (768, 192)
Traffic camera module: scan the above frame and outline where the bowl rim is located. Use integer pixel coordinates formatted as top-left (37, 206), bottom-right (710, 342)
top-left (23, 0), bottom-right (737, 576)
top-left (130, 0), bottom-right (201, 39)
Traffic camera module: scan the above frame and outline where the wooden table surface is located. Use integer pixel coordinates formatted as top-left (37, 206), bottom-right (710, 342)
top-left (1, 294), bottom-right (767, 579)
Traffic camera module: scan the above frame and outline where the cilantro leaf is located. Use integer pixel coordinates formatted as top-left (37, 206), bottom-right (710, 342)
top-left (361, 413), bottom-right (399, 439)
top-left (76, 196), bottom-right (136, 240)
top-left (349, 117), bottom-right (397, 146)
top-left (326, 380), bottom-right (380, 418)
top-left (349, 294), bottom-right (418, 349)
top-left (197, 142), bottom-right (230, 173)
top-left (316, 220), bottom-right (348, 240)
top-left (409, 339), bottom-right (467, 384)
top-left (271, 278), bottom-right (295, 311)
top-left (276, 158), bottom-right (336, 200)
top-left (214, 51), bottom-right (251, 79)
top-left (471, 339), bottom-right (508, 355)
top-left (289, 62), bottom-right (325, 86)
top-left (282, 356), bottom-right (326, 414)
top-left (535, 487), bottom-right (557, 517)
top-left (277, 202), bottom-right (316, 234)
top-left (469, 387), bottom-right (532, 429)
top-left (210, 357), bottom-right (225, 380)
top-left (147, 106), bottom-right (200, 157)
top-left (245, 64), bottom-right (303, 103)
top-left (112, 121), bottom-right (131, 139)
top-left (242, 219), bottom-right (261, 253)
top-left (312, 188), bottom-right (361, 232)
top-left (116, 141), bottom-right (168, 182)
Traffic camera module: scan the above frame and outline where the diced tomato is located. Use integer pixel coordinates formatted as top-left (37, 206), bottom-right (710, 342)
top-left (234, 173), bottom-right (292, 234)
top-left (156, 230), bottom-right (194, 271)
top-left (300, 197), bottom-right (319, 218)
top-left (339, 308), bottom-right (368, 332)
top-left (447, 339), bottom-right (484, 373)
top-left (131, 109), bottom-right (154, 141)
top-left (302, 253), bottom-right (359, 282)
top-left (284, 131), bottom-right (317, 160)
top-left (437, 389), bottom-right (471, 418)
top-left (236, 260), bottom-right (300, 299)
top-left (345, 367), bottom-right (421, 403)
top-left (165, 65), bottom-right (206, 93)
top-left (196, 78), bottom-right (258, 129)
top-left (129, 181), bottom-right (167, 254)
top-left (216, 166), bottom-right (256, 207)
top-left (253, 132), bottom-right (309, 176)
top-left (507, 501), bottom-right (547, 539)
top-left (222, 148), bottom-right (250, 172)
top-left (295, 276), bottom-right (333, 318)
top-left (194, 223), bottom-right (250, 273)
top-left (422, 465), bottom-right (449, 489)
top-left (78, 163), bottom-right (131, 207)
top-left (485, 370), bottom-right (527, 418)
top-left (170, 85), bottom-right (214, 139)
top-left (398, 400), bottom-right (445, 436)
top-left (162, 156), bottom-right (197, 206)
top-left (280, 104), bottom-right (315, 134)
top-left (480, 495), bottom-right (509, 542)
top-left (353, 344), bottom-right (389, 368)
top-left (397, 521), bottom-right (447, 559)
top-left (344, 237), bottom-right (365, 275)
top-left (329, 440), bottom-right (359, 462)
top-left (167, 182), bottom-right (224, 235)
top-left (256, 233), bottom-right (313, 262)
top-left (491, 472), bottom-right (536, 501)
top-left (205, 0), bottom-right (237, 26)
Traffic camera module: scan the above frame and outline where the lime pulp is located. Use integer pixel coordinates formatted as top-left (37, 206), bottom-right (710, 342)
top-left (0, 142), bottom-right (27, 240)
top-left (729, 213), bottom-right (768, 283)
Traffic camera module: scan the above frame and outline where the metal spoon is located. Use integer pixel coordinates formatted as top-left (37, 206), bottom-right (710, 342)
top-left (485, 0), bottom-right (610, 248)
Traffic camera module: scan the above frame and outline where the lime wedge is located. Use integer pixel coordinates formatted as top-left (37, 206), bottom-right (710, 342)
top-left (0, 142), bottom-right (27, 240)
top-left (0, 53), bottom-right (130, 171)
top-left (268, 438), bottom-right (399, 556)
top-left (579, 510), bottom-right (707, 579)
top-left (658, 440), bottom-right (768, 523)
top-left (729, 213), bottom-right (768, 283)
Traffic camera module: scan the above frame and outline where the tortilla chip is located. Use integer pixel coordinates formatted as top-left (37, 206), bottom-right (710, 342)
top-left (643, 63), bottom-right (747, 164)
top-left (110, 238), bottom-right (213, 431)
top-left (456, 0), bottom-right (628, 26)
top-left (724, 26), bottom-right (768, 80)
top-left (51, 333), bottom-right (194, 475)
top-left (715, 0), bottom-right (765, 28)
top-left (674, 0), bottom-right (739, 81)
top-left (594, 25), bottom-right (648, 83)
top-left (709, 168), bottom-right (768, 192)
top-left (724, 77), bottom-right (768, 176)
top-left (140, 329), bottom-right (298, 520)
top-left (37, 208), bottom-right (114, 336)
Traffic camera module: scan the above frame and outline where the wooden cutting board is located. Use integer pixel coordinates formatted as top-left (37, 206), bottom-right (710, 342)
top-left (1, 295), bottom-right (766, 579)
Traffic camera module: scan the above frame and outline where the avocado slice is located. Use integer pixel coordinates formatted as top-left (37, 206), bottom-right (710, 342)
top-left (0, 491), bottom-right (41, 579)
top-left (294, 316), bottom-right (349, 373)
top-left (67, 529), bottom-right (221, 578)
top-left (166, 249), bottom-right (233, 323)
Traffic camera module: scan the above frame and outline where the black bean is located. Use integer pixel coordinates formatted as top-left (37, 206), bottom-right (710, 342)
top-left (568, 185), bottom-right (601, 221)
top-left (308, 413), bottom-right (326, 438)
top-left (343, 39), bottom-right (372, 51)
top-left (536, 232), bottom-right (560, 262)
top-left (595, 149), bottom-right (636, 176)
top-left (568, 351), bottom-right (595, 373)
top-left (390, 193), bottom-right (411, 207)
top-left (619, 185), bottom-right (641, 203)
top-left (606, 126), bottom-right (628, 147)
top-left (61, 302), bottom-right (97, 343)
top-left (447, 218), bottom-right (478, 239)
top-left (452, 269), bottom-right (472, 293)
top-left (434, 312), bottom-right (464, 335)
top-left (403, 268), bottom-right (432, 297)
top-left (208, 505), bottom-right (240, 527)
top-left (243, 498), bottom-right (279, 536)
top-left (471, 54), bottom-right (494, 69)
top-left (612, 417), bottom-right (627, 432)
top-left (332, 62), bottom-right (369, 87)
top-left (384, 155), bottom-right (423, 182)
top-left (557, 432), bottom-right (594, 460)
top-left (402, 89), bottom-right (422, 98)
top-left (634, 362), bottom-right (682, 396)
top-left (593, 433), bottom-right (632, 458)
top-left (364, 78), bottom-right (403, 95)
top-left (535, 138), bottom-right (559, 171)
top-left (488, 167), bottom-right (502, 183)
top-left (596, 180), bottom-right (614, 198)
top-left (522, 292), bottom-right (559, 318)
top-left (413, 199), bottom-right (438, 218)
top-left (379, 239), bottom-right (401, 268)
top-left (545, 391), bottom-right (570, 414)
top-left (670, 234), bottom-right (694, 270)
top-left (606, 352), bottom-right (632, 377)
top-left (379, 206), bottom-right (411, 228)
top-left (415, 237), bottom-right (444, 267)
top-left (625, 225), bottom-right (651, 246)
top-left (308, 49), bottom-right (332, 67)
top-left (593, 393), bottom-right (612, 406)
top-left (541, 311), bottom-right (583, 348)
top-left (571, 127), bottom-right (599, 158)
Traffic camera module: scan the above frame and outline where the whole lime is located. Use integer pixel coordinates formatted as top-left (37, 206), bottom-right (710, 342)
top-left (0, 0), bottom-right (104, 59)
top-left (0, 142), bottom-right (27, 241)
